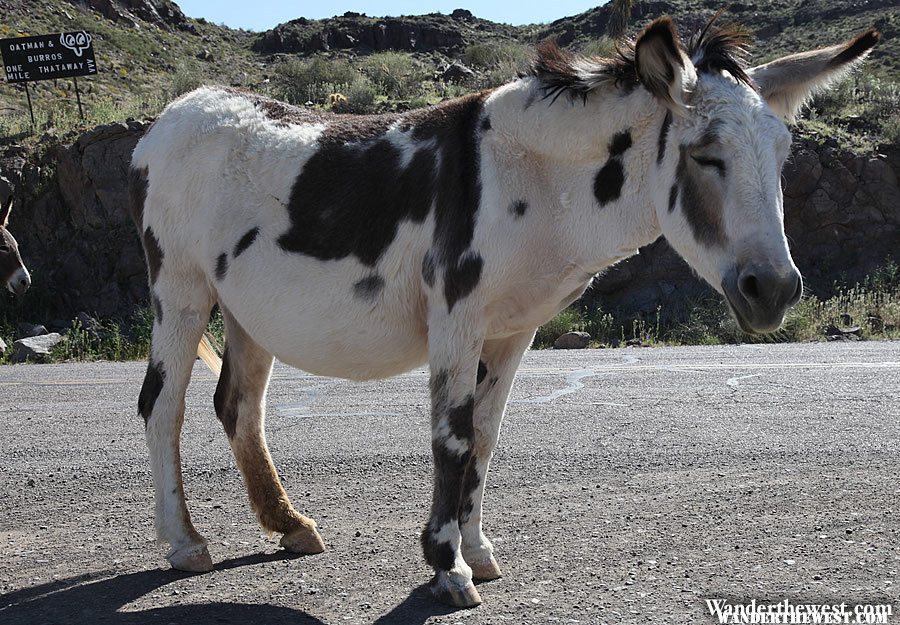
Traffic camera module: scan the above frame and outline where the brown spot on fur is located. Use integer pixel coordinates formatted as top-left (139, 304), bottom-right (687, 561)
top-left (213, 345), bottom-right (241, 438)
top-left (422, 251), bottom-right (436, 287)
top-left (828, 28), bottom-right (881, 68)
top-left (142, 227), bottom-right (163, 285)
top-left (215, 253), bottom-right (228, 281)
top-left (447, 395), bottom-right (475, 441)
top-left (234, 227), bottom-right (260, 258)
top-left (676, 145), bottom-right (727, 247)
top-left (127, 166), bottom-right (148, 229)
top-left (353, 274), bottom-right (385, 301)
top-left (138, 359), bottom-right (165, 425)
top-left (152, 294), bottom-right (163, 323)
top-left (658, 111), bottom-right (672, 164)
top-left (444, 252), bottom-right (483, 313)
top-left (458, 457), bottom-right (480, 524)
top-left (477, 360), bottom-right (488, 384)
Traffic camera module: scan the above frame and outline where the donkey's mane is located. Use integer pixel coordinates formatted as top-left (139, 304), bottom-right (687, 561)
top-left (527, 15), bottom-right (754, 104)
top-left (688, 18), bottom-right (753, 88)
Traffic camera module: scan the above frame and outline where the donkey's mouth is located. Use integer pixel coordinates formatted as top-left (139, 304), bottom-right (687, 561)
top-left (721, 265), bottom-right (800, 335)
top-left (722, 295), bottom-right (759, 335)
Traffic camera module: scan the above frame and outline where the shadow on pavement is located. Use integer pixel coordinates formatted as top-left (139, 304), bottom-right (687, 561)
top-left (0, 551), bottom-right (327, 625)
top-left (372, 583), bottom-right (459, 625)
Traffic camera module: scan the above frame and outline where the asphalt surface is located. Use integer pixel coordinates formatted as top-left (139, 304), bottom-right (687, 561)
top-left (0, 341), bottom-right (898, 624)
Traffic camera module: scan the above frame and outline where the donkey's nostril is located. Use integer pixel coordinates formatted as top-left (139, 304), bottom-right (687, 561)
top-left (739, 273), bottom-right (760, 301)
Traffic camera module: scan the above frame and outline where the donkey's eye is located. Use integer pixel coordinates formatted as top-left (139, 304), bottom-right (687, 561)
top-left (691, 155), bottom-right (727, 175)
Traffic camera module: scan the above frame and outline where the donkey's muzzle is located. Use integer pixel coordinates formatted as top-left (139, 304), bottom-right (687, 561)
top-left (8, 267), bottom-right (31, 297)
top-left (723, 265), bottom-right (802, 334)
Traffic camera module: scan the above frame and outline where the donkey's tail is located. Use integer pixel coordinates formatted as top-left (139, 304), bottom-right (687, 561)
top-left (197, 332), bottom-right (222, 377)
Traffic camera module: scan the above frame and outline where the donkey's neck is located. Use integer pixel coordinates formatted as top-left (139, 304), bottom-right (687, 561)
top-left (483, 79), bottom-right (668, 272)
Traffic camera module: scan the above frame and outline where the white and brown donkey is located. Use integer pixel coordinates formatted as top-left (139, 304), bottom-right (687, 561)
top-left (1, 196), bottom-right (31, 298)
top-left (128, 17), bottom-right (878, 607)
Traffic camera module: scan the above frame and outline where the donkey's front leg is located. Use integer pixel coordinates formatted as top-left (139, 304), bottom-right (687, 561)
top-left (422, 327), bottom-right (484, 608)
top-left (459, 331), bottom-right (535, 581)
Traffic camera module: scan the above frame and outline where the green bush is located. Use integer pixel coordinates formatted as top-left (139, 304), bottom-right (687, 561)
top-left (462, 42), bottom-right (529, 69)
top-left (170, 63), bottom-right (205, 98)
top-left (359, 51), bottom-right (427, 100)
top-left (344, 77), bottom-right (377, 113)
top-left (461, 42), bottom-right (530, 89)
top-left (578, 37), bottom-right (617, 57)
top-left (808, 72), bottom-right (900, 146)
top-left (273, 57), bottom-right (359, 105)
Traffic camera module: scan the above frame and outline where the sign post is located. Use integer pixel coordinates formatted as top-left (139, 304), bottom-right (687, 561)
top-left (23, 83), bottom-right (35, 126)
top-left (1, 31), bottom-right (98, 124)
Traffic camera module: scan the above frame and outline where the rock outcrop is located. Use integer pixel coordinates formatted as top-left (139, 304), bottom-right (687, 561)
top-left (253, 15), bottom-right (466, 54)
top-left (1, 121), bottom-right (150, 320)
top-left (64, 0), bottom-right (196, 32)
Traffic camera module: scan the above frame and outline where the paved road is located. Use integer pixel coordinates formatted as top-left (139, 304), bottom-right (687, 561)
top-left (1, 342), bottom-right (898, 624)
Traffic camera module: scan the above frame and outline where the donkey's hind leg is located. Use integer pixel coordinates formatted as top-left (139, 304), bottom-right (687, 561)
top-left (459, 331), bottom-right (534, 582)
top-left (141, 271), bottom-right (216, 572)
top-left (215, 308), bottom-right (325, 554)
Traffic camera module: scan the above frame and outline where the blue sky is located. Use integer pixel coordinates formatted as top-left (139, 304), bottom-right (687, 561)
top-left (176, 1), bottom-right (607, 32)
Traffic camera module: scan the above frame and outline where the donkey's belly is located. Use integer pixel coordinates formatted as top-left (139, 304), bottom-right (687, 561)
top-left (217, 260), bottom-right (430, 381)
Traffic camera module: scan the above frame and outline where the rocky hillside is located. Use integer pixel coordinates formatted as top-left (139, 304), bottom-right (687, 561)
top-left (0, 0), bottom-right (898, 336)
top-left (252, 9), bottom-right (522, 55)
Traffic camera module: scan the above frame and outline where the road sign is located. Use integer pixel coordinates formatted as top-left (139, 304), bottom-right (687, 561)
top-left (0, 31), bottom-right (98, 124)
top-left (1, 31), bottom-right (97, 83)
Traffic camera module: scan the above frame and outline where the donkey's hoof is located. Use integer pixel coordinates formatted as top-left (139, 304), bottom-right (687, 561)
top-left (280, 527), bottom-right (325, 554)
top-left (167, 544), bottom-right (213, 573)
top-left (469, 556), bottom-right (502, 581)
top-left (430, 574), bottom-right (482, 608)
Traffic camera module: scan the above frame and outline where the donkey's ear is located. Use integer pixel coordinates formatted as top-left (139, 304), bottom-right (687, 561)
top-left (0, 196), bottom-right (11, 227)
top-left (634, 17), bottom-right (692, 114)
top-left (748, 29), bottom-right (880, 121)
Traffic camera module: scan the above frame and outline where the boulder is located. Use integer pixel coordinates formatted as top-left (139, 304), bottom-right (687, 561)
top-left (554, 331), bottom-right (591, 349)
top-left (442, 61), bottom-right (476, 83)
top-left (16, 323), bottom-right (48, 338)
top-left (12, 333), bottom-right (65, 363)
top-left (75, 312), bottom-right (104, 337)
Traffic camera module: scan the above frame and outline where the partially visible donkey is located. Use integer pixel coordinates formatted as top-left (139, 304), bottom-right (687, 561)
top-left (129, 16), bottom-right (878, 607)
top-left (0, 196), bottom-right (31, 297)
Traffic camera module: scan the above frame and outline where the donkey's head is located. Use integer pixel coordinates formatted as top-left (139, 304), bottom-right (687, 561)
top-left (0, 196), bottom-right (31, 297)
top-left (634, 17), bottom-right (879, 333)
